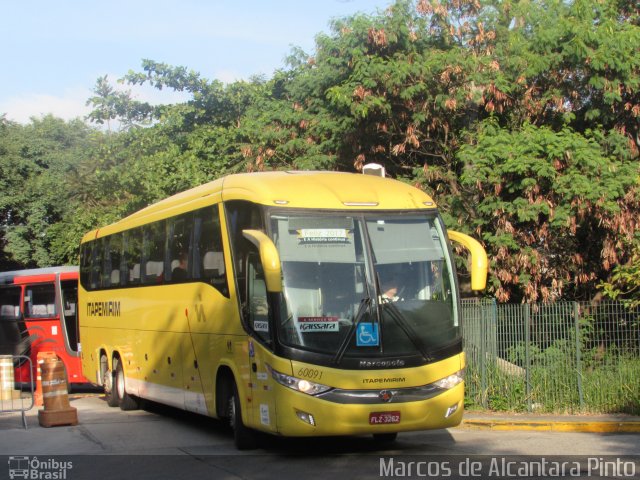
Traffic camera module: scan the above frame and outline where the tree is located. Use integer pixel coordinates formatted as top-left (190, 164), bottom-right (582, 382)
top-left (458, 121), bottom-right (638, 302)
top-left (600, 237), bottom-right (640, 307)
top-left (86, 75), bottom-right (155, 132)
top-left (283, 0), bottom-right (640, 301)
top-left (68, 0), bottom-right (640, 303)
top-left (0, 116), bottom-right (98, 267)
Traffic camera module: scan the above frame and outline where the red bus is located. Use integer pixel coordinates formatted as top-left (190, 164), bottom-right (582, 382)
top-left (0, 266), bottom-right (89, 388)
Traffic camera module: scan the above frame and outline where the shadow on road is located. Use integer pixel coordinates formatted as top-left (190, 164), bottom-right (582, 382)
top-left (110, 394), bottom-right (456, 455)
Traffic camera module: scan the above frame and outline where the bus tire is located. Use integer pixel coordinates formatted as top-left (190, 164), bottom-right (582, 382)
top-left (115, 360), bottom-right (140, 411)
top-left (373, 432), bottom-right (398, 443)
top-left (228, 381), bottom-right (258, 450)
top-left (102, 355), bottom-right (119, 408)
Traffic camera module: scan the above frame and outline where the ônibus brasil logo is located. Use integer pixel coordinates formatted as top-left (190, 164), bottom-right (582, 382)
top-left (8, 456), bottom-right (72, 479)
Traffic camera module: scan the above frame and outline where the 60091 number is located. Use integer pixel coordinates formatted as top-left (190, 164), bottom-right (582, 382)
top-left (297, 368), bottom-right (323, 380)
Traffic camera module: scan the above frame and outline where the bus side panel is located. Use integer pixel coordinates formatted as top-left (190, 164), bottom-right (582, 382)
top-left (184, 284), bottom-right (245, 417)
top-left (81, 281), bottom-right (246, 416)
top-left (82, 285), bottom-right (184, 406)
top-left (78, 284), bottom-right (102, 387)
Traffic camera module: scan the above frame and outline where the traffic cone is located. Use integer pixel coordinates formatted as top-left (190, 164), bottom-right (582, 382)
top-left (38, 357), bottom-right (78, 427)
top-left (34, 351), bottom-right (57, 407)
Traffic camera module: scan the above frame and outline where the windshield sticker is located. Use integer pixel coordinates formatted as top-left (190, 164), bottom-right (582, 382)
top-left (298, 316), bottom-right (339, 332)
top-left (253, 320), bottom-right (269, 332)
top-left (357, 322), bottom-right (380, 347)
top-left (298, 228), bottom-right (350, 244)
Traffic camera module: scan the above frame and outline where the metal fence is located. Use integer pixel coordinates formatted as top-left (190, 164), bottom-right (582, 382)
top-left (461, 299), bottom-right (640, 414)
top-left (0, 355), bottom-right (34, 429)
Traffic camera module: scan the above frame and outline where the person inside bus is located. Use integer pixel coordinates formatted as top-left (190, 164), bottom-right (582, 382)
top-left (172, 252), bottom-right (188, 282)
top-left (381, 277), bottom-right (403, 302)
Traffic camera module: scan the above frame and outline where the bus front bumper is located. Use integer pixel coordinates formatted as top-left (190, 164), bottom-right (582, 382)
top-left (272, 382), bottom-right (465, 437)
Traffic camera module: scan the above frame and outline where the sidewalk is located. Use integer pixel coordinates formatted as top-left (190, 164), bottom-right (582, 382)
top-left (462, 410), bottom-right (640, 433)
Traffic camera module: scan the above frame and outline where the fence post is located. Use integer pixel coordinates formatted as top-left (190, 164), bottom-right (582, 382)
top-left (480, 301), bottom-right (488, 409)
top-left (524, 303), bottom-right (532, 413)
top-left (574, 302), bottom-right (585, 411)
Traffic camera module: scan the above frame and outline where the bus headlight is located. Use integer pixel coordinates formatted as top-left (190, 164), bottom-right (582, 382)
top-left (433, 369), bottom-right (465, 390)
top-left (268, 366), bottom-right (332, 396)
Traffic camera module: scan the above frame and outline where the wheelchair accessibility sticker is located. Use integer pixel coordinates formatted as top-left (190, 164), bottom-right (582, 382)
top-left (356, 322), bottom-right (379, 347)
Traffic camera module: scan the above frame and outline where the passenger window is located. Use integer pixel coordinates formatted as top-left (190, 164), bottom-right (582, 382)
top-left (90, 238), bottom-right (105, 290)
top-left (80, 242), bottom-right (93, 290)
top-left (142, 221), bottom-right (166, 285)
top-left (125, 229), bottom-right (143, 286)
top-left (25, 284), bottom-right (56, 318)
top-left (106, 234), bottom-right (123, 287)
top-left (168, 214), bottom-right (192, 283)
top-left (0, 286), bottom-right (27, 356)
top-left (0, 286), bottom-right (21, 319)
top-left (193, 205), bottom-right (228, 296)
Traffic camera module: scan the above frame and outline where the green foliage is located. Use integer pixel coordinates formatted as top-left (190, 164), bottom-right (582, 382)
top-left (0, 116), bottom-right (99, 268)
top-left (1, 0), bottom-right (639, 305)
top-left (86, 75), bottom-right (155, 130)
top-left (459, 121), bottom-right (638, 301)
top-left (600, 237), bottom-right (640, 307)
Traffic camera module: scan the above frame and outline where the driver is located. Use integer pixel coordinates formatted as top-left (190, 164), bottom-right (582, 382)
top-left (381, 277), bottom-right (403, 302)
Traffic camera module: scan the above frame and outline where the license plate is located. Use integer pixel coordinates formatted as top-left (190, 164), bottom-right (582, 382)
top-left (369, 411), bottom-right (401, 425)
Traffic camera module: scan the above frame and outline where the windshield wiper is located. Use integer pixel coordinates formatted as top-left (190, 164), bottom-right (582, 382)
top-left (332, 296), bottom-right (372, 366)
top-left (372, 270), bottom-right (433, 362)
top-left (382, 301), bottom-right (434, 362)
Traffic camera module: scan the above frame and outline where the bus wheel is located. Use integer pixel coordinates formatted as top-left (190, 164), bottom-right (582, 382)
top-left (102, 355), bottom-right (119, 407)
top-left (227, 381), bottom-right (258, 450)
top-left (373, 433), bottom-right (398, 444)
top-left (115, 360), bottom-right (140, 411)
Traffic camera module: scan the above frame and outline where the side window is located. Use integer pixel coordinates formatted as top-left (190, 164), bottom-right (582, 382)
top-left (25, 284), bottom-right (56, 318)
top-left (193, 205), bottom-right (228, 296)
top-left (225, 200), bottom-right (264, 307)
top-left (125, 228), bottom-right (143, 286)
top-left (80, 242), bottom-right (93, 290)
top-left (0, 286), bottom-right (26, 354)
top-left (168, 214), bottom-right (192, 283)
top-left (142, 221), bottom-right (166, 285)
top-left (0, 286), bottom-right (21, 320)
top-left (106, 234), bottom-right (123, 288)
top-left (90, 238), bottom-right (105, 290)
top-left (60, 279), bottom-right (79, 351)
top-left (247, 252), bottom-right (271, 343)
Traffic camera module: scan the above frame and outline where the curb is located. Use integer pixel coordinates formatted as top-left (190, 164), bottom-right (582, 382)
top-left (461, 418), bottom-right (640, 433)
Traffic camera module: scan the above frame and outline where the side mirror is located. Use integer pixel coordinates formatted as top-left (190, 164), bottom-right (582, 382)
top-left (242, 229), bottom-right (283, 293)
top-left (447, 230), bottom-right (488, 291)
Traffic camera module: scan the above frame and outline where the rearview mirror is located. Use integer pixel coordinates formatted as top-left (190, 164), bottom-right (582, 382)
top-left (242, 229), bottom-right (283, 293)
top-left (447, 230), bottom-right (488, 291)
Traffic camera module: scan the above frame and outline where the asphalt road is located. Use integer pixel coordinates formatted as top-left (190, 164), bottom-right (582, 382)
top-left (1, 394), bottom-right (639, 480)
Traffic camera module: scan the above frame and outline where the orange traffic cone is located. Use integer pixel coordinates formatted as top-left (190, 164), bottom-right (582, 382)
top-left (34, 351), bottom-right (57, 407)
top-left (38, 357), bottom-right (78, 427)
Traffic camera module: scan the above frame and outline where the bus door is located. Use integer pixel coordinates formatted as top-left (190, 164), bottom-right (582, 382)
top-left (23, 282), bottom-right (59, 357)
top-left (58, 275), bottom-right (79, 354)
top-left (245, 253), bottom-right (277, 432)
top-left (58, 273), bottom-right (87, 384)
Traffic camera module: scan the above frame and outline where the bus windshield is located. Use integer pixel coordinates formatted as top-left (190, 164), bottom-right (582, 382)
top-left (269, 211), bottom-right (459, 364)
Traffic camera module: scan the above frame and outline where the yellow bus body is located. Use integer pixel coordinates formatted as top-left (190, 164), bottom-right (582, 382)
top-left (79, 170), bottom-right (484, 442)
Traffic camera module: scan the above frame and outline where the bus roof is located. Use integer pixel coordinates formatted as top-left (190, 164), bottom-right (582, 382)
top-left (82, 171), bottom-right (437, 241)
top-left (0, 266), bottom-right (79, 285)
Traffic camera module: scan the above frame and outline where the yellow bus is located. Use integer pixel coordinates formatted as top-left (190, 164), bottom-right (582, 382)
top-left (78, 168), bottom-right (487, 449)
